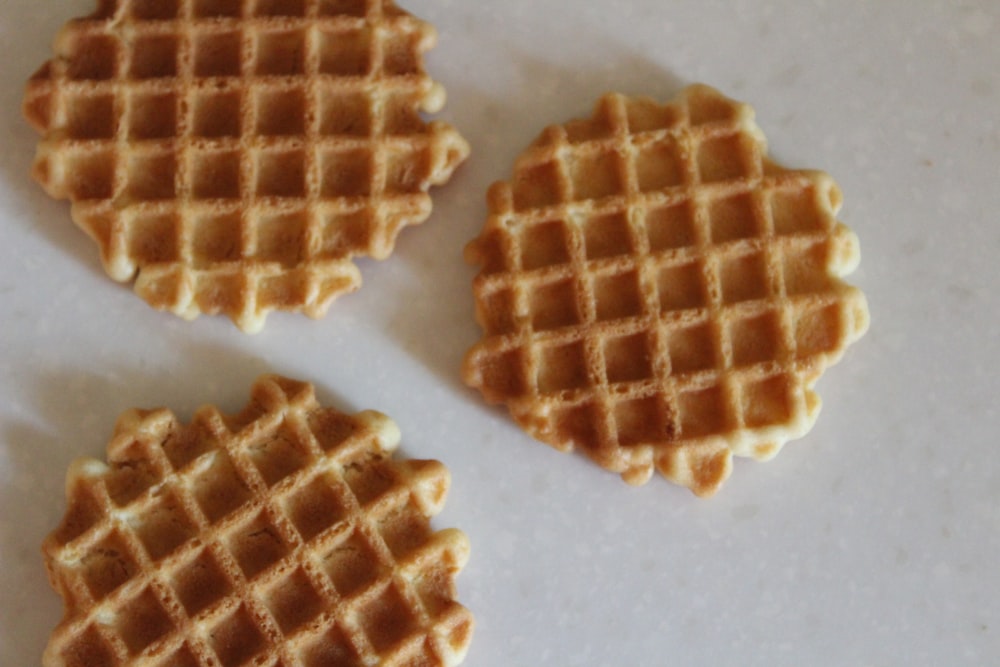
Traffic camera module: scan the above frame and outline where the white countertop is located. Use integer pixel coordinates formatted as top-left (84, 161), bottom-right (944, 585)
top-left (1, 1), bottom-right (998, 664)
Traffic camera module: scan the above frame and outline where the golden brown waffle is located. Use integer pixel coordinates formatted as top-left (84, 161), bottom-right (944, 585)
top-left (42, 375), bottom-right (473, 666)
top-left (463, 85), bottom-right (869, 496)
top-left (24, 0), bottom-right (469, 332)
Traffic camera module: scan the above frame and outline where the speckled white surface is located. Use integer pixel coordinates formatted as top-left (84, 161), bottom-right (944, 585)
top-left (1, 1), bottom-right (998, 665)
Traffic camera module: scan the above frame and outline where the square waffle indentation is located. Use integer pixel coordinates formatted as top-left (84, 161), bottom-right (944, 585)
top-left (520, 220), bottom-right (569, 270)
top-left (512, 162), bottom-right (564, 211)
top-left (657, 261), bottom-right (705, 312)
top-left (570, 150), bottom-right (622, 201)
top-left (647, 202), bottom-right (696, 251)
top-left (319, 28), bottom-right (372, 76)
top-left (265, 568), bottom-right (326, 633)
top-left (191, 451), bottom-right (252, 523)
top-left (127, 152), bottom-right (176, 201)
top-left (246, 419), bottom-right (313, 484)
top-left (257, 149), bottom-right (306, 197)
top-left (386, 148), bottom-right (430, 194)
top-left (104, 443), bottom-right (162, 506)
top-left (117, 588), bottom-right (175, 655)
top-left (583, 212), bottom-right (631, 260)
top-left (697, 135), bottom-right (748, 183)
top-left (593, 270), bottom-right (643, 321)
top-left (667, 322), bottom-right (716, 374)
top-left (614, 396), bottom-right (664, 446)
top-left (192, 90), bottom-right (242, 137)
top-left (382, 33), bottom-right (419, 75)
top-left (635, 139), bottom-right (684, 191)
top-left (67, 93), bottom-right (115, 139)
top-left (65, 150), bottom-right (116, 200)
top-left (477, 348), bottom-right (528, 400)
top-left (379, 507), bottom-right (433, 561)
top-left (794, 303), bottom-right (842, 358)
top-left (284, 474), bottom-right (349, 541)
top-left (226, 514), bottom-right (292, 579)
top-left (477, 286), bottom-right (517, 335)
top-left (553, 401), bottom-right (600, 449)
top-left (81, 532), bottom-right (140, 600)
top-left (742, 374), bottom-right (793, 428)
top-left (782, 242), bottom-right (832, 296)
top-left (129, 35), bottom-right (179, 79)
top-left (191, 150), bottom-right (241, 200)
top-left (318, 210), bottom-right (372, 256)
top-left (530, 278), bottom-right (580, 331)
top-left (319, 90), bottom-right (372, 136)
top-left (66, 34), bottom-right (118, 80)
top-left (342, 459), bottom-right (395, 506)
top-left (730, 311), bottom-right (783, 367)
top-left (604, 333), bottom-right (654, 383)
top-left (256, 30), bottom-right (306, 75)
top-left (679, 385), bottom-right (728, 438)
top-left (771, 186), bottom-right (830, 235)
top-left (320, 149), bottom-right (372, 197)
top-left (192, 212), bottom-right (245, 263)
top-left (719, 251), bottom-right (770, 304)
top-left (384, 92), bottom-right (426, 135)
top-left (126, 211), bottom-right (179, 266)
top-left (358, 584), bottom-right (419, 652)
top-left (308, 407), bottom-right (360, 452)
top-left (209, 605), bottom-right (266, 667)
top-left (493, 240), bottom-right (539, 281)
top-left (162, 420), bottom-right (219, 471)
top-left (194, 31), bottom-right (242, 77)
top-left (256, 211), bottom-right (309, 267)
top-left (322, 530), bottom-right (383, 597)
top-left (128, 91), bottom-right (178, 139)
top-left (255, 87), bottom-right (307, 136)
top-left (133, 491), bottom-right (199, 560)
top-left (537, 340), bottom-right (589, 393)
top-left (170, 550), bottom-right (233, 616)
top-left (709, 192), bottom-right (758, 243)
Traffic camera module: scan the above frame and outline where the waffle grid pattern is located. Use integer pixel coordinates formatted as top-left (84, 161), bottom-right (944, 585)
top-left (43, 376), bottom-right (473, 666)
top-left (24, 0), bottom-right (469, 331)
top-left (463, 85), bottom-right (868, 495)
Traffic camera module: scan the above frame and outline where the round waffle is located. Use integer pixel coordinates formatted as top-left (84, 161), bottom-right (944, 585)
top-left (462, 84), bottom-right (869, 496)
top-left (24, 0), bottom-right (469, 332)
top-left (42, 375), bottom-right (473, 666)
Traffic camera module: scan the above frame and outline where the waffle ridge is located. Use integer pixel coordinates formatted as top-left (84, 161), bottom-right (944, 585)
top-left (24, 0), bottom-right (469, 332)
top-left (463, 84), bottom-right (869, 496)
top-left (42, 375), bottom-right (473, 666)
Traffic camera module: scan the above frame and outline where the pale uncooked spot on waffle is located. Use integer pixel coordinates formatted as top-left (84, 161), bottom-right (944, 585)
top-left (463, 84), bottom-right (869, 496)
top-left (42, 375), bottom-right (473, 666)
top-left (24, 0), bottom-right (469, 332)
